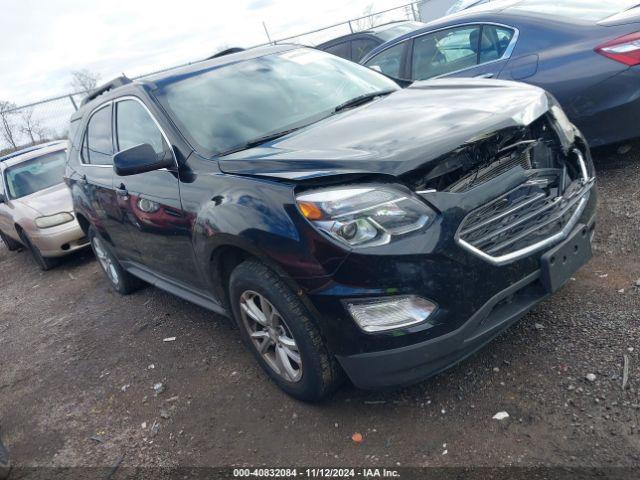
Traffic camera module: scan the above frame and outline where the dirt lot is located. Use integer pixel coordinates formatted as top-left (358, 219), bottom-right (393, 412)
top-left (1, 144), bottom-right (639, 475)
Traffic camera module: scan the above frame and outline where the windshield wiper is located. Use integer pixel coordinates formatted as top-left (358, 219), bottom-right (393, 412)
top-left (333, 90), bottom-right (396, 113)
top-left (219, 127), bottom-right (302, 156)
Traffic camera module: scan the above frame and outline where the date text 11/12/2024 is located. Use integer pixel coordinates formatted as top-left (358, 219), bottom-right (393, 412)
top-left (233, 468), bottom-right (401, 478)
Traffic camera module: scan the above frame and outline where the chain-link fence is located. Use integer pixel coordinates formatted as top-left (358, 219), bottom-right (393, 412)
top-left (0, 1), bottom-right (427, 155)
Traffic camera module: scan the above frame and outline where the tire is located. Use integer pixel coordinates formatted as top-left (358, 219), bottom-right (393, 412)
top-left (17, 230), bottom-right (58, 271)
top-left (0, 230), bottom-right (21, 252)
top-left (229, 259), bottom-right (343, 401)
top-left (89, 226), bottom-right (143, 294)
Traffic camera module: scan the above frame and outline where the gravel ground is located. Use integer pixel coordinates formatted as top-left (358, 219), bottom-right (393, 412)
top-left (0, 144), bottom-right (639, 475)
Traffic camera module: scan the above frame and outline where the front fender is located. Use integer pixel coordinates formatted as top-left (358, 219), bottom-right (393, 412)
top-left (184, 168), bottom-right (349, 287)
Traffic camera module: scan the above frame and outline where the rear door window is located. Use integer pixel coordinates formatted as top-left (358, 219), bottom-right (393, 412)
top-left (81, 105), bottom-right (113, 165)
top-left (411, 26), bottom-right (481, 80)
top-left (363, 41), bottom-right (407, 78)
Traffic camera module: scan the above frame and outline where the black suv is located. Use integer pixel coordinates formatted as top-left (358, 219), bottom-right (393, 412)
top-left (65, 45), bottom-right (596, 401)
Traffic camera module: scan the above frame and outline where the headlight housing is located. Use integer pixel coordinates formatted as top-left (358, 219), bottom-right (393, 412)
top-left (296, 185), bottom-right (435, 248)
top-left (34, 212), bottom-right (74, 229)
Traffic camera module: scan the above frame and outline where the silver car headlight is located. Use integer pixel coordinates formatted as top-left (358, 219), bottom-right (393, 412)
top-left (34, 212), bottom-right (74, 229)
top-left (296, 185), bottom-right (435, 248)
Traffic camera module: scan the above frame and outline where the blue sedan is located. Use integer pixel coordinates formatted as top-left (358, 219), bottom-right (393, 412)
top-left (361, 0), bottom-right (640, 147)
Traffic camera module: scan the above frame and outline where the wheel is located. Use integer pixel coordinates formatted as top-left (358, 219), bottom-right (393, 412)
top-left (0, 230), bottom-right (21, 252)
top-left (17, 230), bottom-right (58, 271)
top-left (89, 226), bottom-right (143, 294)
top-left (229, 260), bottom-right (343, 401)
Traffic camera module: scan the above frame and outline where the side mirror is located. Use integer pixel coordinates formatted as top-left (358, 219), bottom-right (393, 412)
top-left (113, 143), bottom-right (174, 176)
top-left (0, 194), bottom-right (5, 204)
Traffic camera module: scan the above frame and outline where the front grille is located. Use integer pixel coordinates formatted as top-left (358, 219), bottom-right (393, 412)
top-left (448, 146), bottom-right (533, 193)
top-left (457, 149), bottom-right (593, 264)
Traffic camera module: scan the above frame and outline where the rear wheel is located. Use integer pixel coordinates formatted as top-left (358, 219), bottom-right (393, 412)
top-left (17, 230), bottom-right (58, 271)
top-left (0, 230), bottom-right (21, 252)
top-left (229, 260), bottom-right (343, 401)
top-left (89, 226), bottom-right (143, 294)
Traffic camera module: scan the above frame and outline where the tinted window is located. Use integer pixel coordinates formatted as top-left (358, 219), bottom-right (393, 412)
top-left (116, 100), bottom-right (166, 154)
top-left (363, 42), bottom-right (406, 78)
top-left (323, 42), bottom-right (351, 60)
top-left (352, 39), bottom-right (379, 62)
top-left (411, 26), bottom-right (480, 80)
top-left (479, 25), bottom-right (515, 63)
top-left (4, 151), bottom-right (67, 199)
top-left (154, 49), bottom-right (399, 156)
top-left (82, 106), bottom-right (113, 165)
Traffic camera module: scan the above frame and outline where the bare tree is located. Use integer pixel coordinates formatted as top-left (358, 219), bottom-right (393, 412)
top-left (354, 3), bottom-right (382, 31)
top-left (0, 101), bottom-right (18, 150)
top-left (69, 69), bottom-right (101, 93)
top-left (19, 109), bottom-right (48, 145)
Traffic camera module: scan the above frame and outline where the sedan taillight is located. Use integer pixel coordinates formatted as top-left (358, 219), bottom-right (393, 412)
top-left (595, 32), bottom-right (640, 66)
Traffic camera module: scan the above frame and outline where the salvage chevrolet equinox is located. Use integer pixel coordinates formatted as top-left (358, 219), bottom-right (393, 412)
top-left (65, 46), bottom-right (596, 401)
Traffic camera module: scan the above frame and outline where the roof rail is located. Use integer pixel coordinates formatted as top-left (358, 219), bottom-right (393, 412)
top-left (206, 47), bottom-right (245, 60)
top-left (81, 76), bottom-right (132, 106)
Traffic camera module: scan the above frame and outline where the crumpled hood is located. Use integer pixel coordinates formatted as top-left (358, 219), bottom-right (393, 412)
top-left (219, 79), bottom-right (553, 181)
top-left (15, 182), bottom-right (73, 216)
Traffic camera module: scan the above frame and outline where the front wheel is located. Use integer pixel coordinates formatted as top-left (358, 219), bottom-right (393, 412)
top-left (229, 260), bottom-right (343, 401)
top-left (89, 227), bottom-right (143, 294)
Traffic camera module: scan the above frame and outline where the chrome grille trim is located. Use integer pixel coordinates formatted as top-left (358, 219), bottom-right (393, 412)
top-left (456, 149), bottom-right (594, 266)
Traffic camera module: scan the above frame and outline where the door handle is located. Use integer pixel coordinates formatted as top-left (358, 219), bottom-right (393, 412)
top-left (475, 73), bottom-right (495, 79)
top-left (116, 184), bottom-right (129, 198)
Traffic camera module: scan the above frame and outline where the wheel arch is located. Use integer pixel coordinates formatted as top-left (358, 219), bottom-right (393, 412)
top-left (209, 243), bottom-right (323, 329)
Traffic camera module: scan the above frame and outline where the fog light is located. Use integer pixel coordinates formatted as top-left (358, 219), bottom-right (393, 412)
top-left (344, 295), bottom-right (437, 333)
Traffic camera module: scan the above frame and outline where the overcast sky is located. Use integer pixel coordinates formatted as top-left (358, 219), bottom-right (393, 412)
top-left (1, 0), bottom-right (409, 106)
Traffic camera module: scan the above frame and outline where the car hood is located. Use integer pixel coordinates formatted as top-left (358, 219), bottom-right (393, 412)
top-left (219, 79), bottom-right (554, 182)
top-left (14, 182), bottom-right (73, 216)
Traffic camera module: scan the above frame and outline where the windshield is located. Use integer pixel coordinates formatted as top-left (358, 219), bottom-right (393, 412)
top-left (153, 48), bottom-right (399, 156)
top-left (4, 151), bottom-right (67, 199)
top-left (510, 0), bottom-right (639, 21)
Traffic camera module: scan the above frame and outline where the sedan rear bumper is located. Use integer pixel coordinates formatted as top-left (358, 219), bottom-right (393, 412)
top-left (29, 220), bottom-right (89, 257)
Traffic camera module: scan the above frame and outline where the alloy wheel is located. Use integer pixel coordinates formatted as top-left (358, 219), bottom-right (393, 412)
top-left (239, 290), bottom-right (303, 383)
top-left (92, 236), bottom-right (120, 287)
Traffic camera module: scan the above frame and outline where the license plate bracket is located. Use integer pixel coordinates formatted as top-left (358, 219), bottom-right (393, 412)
top-left (540, 224), bottom-right (592, 293)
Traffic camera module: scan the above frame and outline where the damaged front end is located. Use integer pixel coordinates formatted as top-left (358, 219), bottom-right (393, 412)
top-left (404, 96), bottom-right (595, 266)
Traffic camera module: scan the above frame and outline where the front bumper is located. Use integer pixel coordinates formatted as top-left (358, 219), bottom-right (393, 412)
top-left (337, 270), bottom-right (546, 389)
top-left (29, 219), bottom-right (89, 258)
top-left (296, 171), bottom-right (597, 389)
